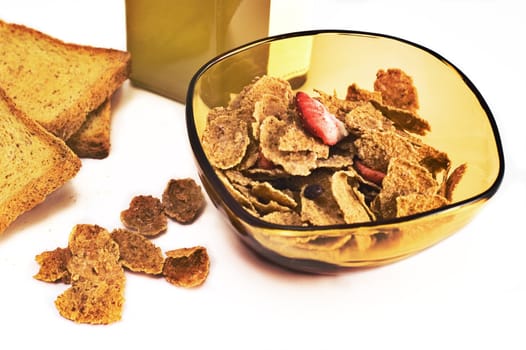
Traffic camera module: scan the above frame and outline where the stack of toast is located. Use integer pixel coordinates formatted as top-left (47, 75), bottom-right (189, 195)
top-left (0, 19), bottom-right (131, 234)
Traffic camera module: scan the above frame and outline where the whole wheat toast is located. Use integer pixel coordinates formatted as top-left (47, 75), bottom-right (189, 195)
top-left (0, 19), bottom-right (130, 140)
top-left (0, 88), bottom-right (81, 235)
top-left (67, 99), bottom-right (112, 159)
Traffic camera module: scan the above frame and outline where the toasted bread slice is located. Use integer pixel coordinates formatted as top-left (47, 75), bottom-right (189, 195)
top-left (67, 99), bottom-right (111, 159)
top-left (0, 88), bottom-right (81, 235)
top-left (0, 19), bottom-right (130, 140)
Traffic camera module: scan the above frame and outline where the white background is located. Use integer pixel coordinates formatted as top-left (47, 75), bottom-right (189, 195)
top-left (1, 1), bottom-right (524, 349)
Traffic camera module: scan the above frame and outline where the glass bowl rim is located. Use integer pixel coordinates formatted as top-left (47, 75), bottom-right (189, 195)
top-left (185, 29), bottom-right (505, 233)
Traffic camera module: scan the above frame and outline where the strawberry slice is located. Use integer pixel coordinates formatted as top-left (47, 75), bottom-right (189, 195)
top-left (354, 159), bottom-right (385, 186)
top-left (256, 150), bottom-right (275, 169)
top-left (295, 91), bottom-right (348, 145)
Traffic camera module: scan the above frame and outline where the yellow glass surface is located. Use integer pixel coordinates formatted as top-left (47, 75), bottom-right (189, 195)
top-left (126, 0), bottom-right (270, 102)
top-left (186, 31), bottom-right (505, 273)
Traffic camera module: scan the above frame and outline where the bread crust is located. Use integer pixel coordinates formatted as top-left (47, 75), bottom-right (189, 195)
top-left (0, 19), bottom-right (131, 140)
top-left (67, 99), bottom-right (112, 159)
top-left (0, 88), bottom-right (81, 234)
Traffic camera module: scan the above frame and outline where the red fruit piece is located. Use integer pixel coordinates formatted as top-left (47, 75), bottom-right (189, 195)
top-left (256, 150), bottom-right (275, 169)
top-left (354, 159), bottom-right (385, 186)
top-left (295, 91), bottom-right (348, 145)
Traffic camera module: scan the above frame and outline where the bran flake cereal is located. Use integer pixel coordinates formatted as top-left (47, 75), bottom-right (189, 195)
top-left (110, 228), bottom-right (164, 275)
top-left (162, 178), bottom-right (205, 224)
top-left (35, 177), bottom-right (210, 325)
top-left (34, 247), bottom-right (72, 283)
top-left (200, 70), bottom-right (466, 230)
top-left (120, 195), bottom-right (167, 236)
top-left (163, 246), bottom-right (210, 288)
top-left (55, 224), bottom-right (125, 325)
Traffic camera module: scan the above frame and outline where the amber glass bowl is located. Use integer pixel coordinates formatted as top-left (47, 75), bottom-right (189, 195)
top-left (186, 30), bottom-right (504, 273)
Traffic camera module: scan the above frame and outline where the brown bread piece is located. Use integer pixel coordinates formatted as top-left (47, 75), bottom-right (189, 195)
top-left (0, 19), bottom-right (130, 140)
top-left (0, 88), bottom-right (81, 235)
top-left (67, 99), bottom-right (112, 159)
